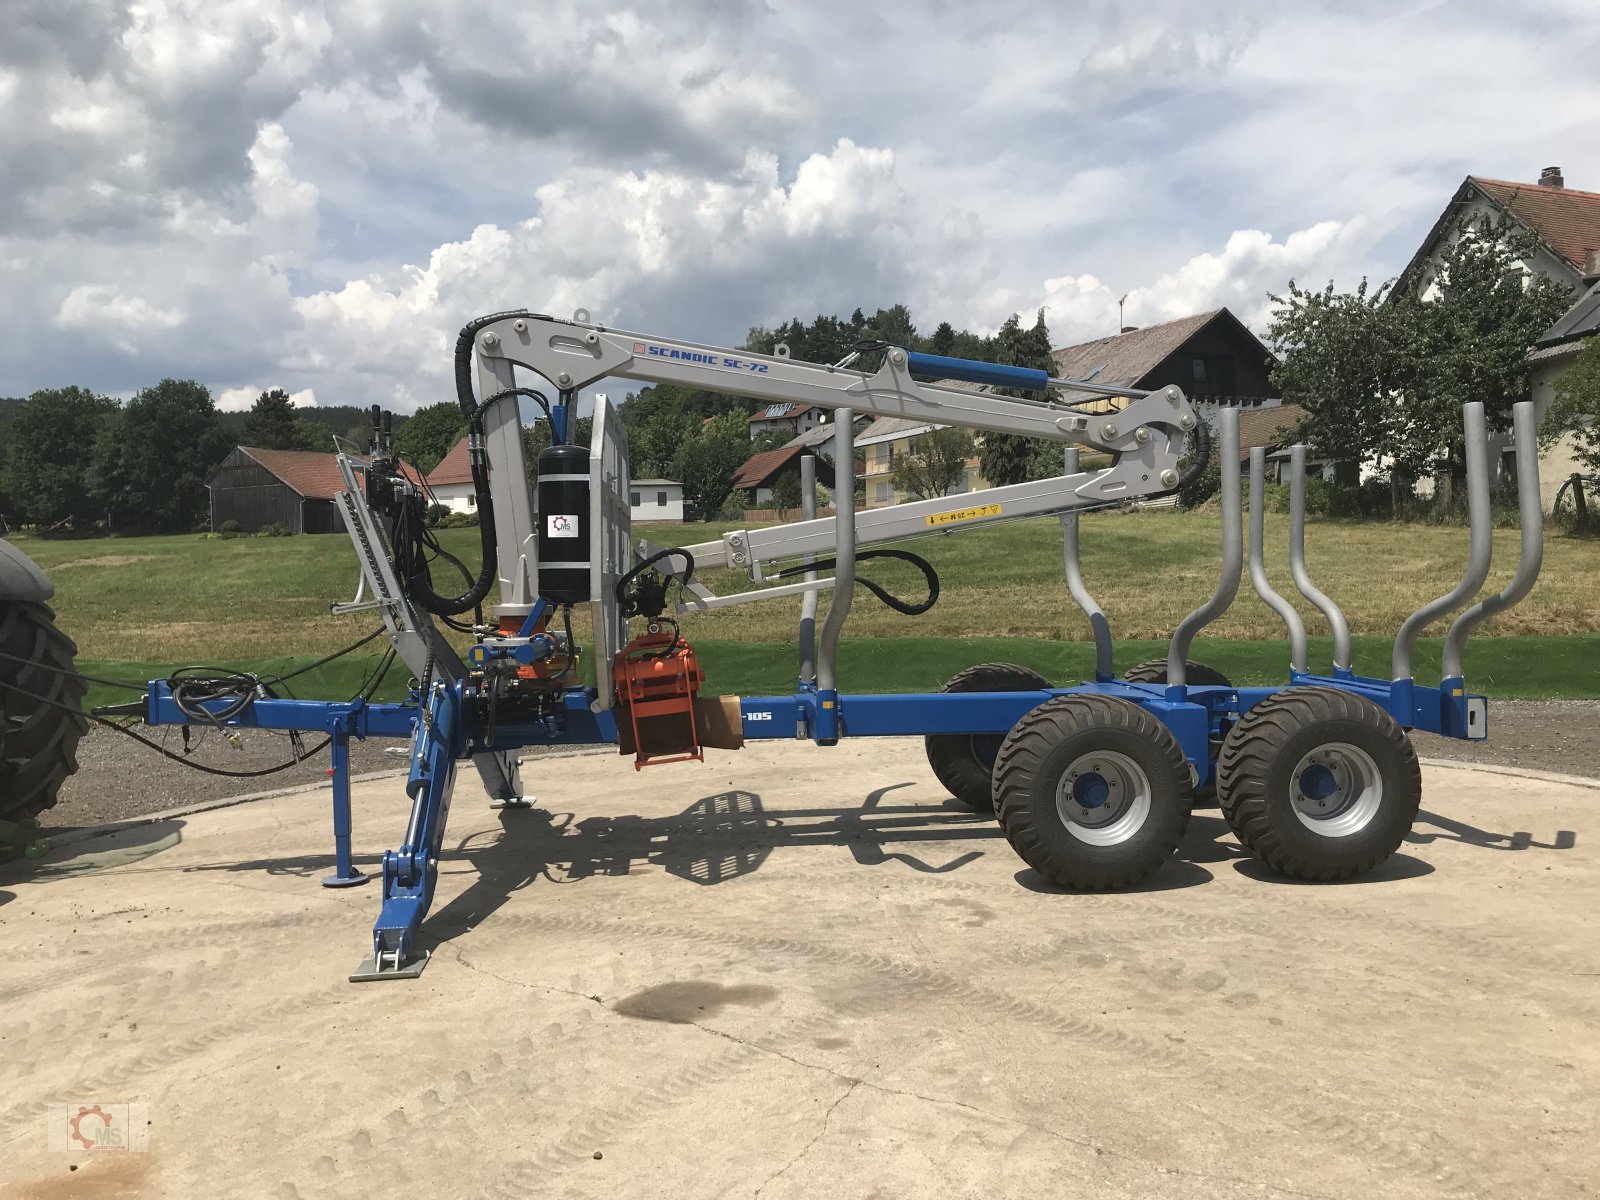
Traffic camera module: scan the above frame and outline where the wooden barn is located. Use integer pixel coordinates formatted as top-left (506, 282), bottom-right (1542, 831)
top-left (206, 446), bottom-right (362, 534)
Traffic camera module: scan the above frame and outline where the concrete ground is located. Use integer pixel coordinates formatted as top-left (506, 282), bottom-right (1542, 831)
top-left (2, 741), bottom-right (1597, 1199)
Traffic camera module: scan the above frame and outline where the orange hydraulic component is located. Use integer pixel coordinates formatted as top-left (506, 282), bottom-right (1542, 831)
top-left (612, 624), bottom-right (705, 769)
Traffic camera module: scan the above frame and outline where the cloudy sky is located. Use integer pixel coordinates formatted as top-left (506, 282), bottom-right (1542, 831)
top-left (4, 0), bottom-right (1598, 412)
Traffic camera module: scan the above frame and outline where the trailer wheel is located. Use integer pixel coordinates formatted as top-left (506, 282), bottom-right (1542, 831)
top-left (1121, 659), bottom-right (1233, 689)
top-left (992, 694), bottom-right (1191, 889)
top-left (0, 599), bottom-right (88, 822)
top-left (1120, 659), bottom-right (1232, 806)
top-left (1216, 686), bottom-right (1420, 881)
top-left (925, 662), bottom-right (1051, 811)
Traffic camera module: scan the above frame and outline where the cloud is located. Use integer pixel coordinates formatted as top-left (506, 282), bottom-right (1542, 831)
top-left (3, 0), bottom-right (1599, 412)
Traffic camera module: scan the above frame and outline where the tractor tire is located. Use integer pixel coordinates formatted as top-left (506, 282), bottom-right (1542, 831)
top-left (925, 662), bottom-right (1051, 811)
top-left (992, 694), bottom-right (1192, 890)
top-left (1121, 659), bottom-right (1232, 806)
top-left (0, 599), bottom-right (88, 822)
top-left (1216, 686), bottom-right (1420, 881)
top-left (1121, 658), bottom-right (1234, 688)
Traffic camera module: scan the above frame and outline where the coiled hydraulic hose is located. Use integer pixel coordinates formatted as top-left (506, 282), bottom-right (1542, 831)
top-left (775, 548), bottom-right (940, 616)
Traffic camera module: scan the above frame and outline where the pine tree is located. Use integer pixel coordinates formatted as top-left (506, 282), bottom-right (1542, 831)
top-left (243, 388), bottom-right (299, 450)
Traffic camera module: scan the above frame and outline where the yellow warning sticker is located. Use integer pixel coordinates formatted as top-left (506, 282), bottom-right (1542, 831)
top-left (925, 502), bottom-right (1002, 528)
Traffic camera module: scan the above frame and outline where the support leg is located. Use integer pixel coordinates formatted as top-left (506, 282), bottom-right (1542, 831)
top-left (350, 682), bottom-right (462, 981)
top-left (322, 721), bottom-right (369, 888)
top-left (474, 748), bottom-right (532, 809)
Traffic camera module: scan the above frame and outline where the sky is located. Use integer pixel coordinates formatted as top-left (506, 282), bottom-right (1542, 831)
top-left (3, 0), bottom-right (1599, 413)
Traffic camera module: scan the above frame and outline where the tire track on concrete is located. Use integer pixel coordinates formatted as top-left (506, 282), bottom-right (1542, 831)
top-left (454, 908), bottom-right (1500, 1197)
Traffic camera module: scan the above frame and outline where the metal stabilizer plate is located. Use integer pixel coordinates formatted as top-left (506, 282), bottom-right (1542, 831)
top-left (348, 950), bottom-right (431, 983)
top-left (489, 796), bottom-right (535, 809)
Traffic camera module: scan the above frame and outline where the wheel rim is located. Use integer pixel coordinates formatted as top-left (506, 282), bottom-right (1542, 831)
top-left (1054, 750), bottom-right (1152, 846)
top-left (1290, 742), bottom-right (1383, 836)
top-left (970, 733), bottom-right (1004, 771)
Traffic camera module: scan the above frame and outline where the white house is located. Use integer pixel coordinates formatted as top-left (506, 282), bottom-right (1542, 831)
top-left (630, 478), bottom-right (684, 523)
top-left (424, 437), bottom-right (477, 513)
top-left (1396, 166), bottom-right (1600, 506)
top-left (748, 402), bottom-right (826, 441)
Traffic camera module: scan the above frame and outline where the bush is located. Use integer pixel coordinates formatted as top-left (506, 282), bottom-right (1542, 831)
top-left (426, 503), bottom-right (448, 524)
top-left (217, 519), bottom-right (248, 540)
top-left (256, 522), bottom-right (290, 537)
top-left (436, 510), bottom-right (479, 528)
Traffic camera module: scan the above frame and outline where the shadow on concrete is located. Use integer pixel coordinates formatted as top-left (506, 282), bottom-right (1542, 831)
top-left (0, 818), bottom-right (186, 886)
top-left (1013, 858), bottom-right (1214, 895)
top-left (1407, 810), bottom-right (1578, 853)
top-left (1232, 852), bottom-right (1436, 886)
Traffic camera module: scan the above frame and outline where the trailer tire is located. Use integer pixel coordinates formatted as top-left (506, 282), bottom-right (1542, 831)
top-left (1216, 686), bottom-right (1419, 881)
top-left (925, 662), bottom-right (1051, 811)
top-left (992, 694), bottom-right (1191, 889)
top-left (1121, 659), bottom-right (1233, 689)
top-left (0, 599), bottom-right (88, 822)
top-left (1120, 659), bottom-right (1232, 806)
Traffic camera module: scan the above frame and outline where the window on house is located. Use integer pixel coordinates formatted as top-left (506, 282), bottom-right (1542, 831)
top-left (467, 494), bottom-right (475, 507)
top-left (1189, 354), bottom-right (1236, 400)
top-left (657, 491), bottom-right (667, 507)
top-left (630, 491), bottom-right (640, 506)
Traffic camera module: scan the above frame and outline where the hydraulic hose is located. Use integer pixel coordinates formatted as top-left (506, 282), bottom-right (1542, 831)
top-left (775, 548), bottom-right (940, 616)
top-left (1158, 415), bottom-right (1212, 498)
top-left (410, 310), bottom-right (541, 616)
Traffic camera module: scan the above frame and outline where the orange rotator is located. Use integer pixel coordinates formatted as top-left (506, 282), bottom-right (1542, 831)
top-left (611, 624), bottom-right (705, 769)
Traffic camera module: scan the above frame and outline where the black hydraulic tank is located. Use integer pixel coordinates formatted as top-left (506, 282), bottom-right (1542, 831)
top-left (537, 442), bottom-right (590, 603)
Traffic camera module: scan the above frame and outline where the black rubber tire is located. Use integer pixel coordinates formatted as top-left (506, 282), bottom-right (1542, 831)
top-left (1216, 686), bottom-right (1420, 881)
top-left (0, 599), bottom-right (88, 821)
top-left (1121, 659), bottom-right (1232, 806)
top-left (1121, 658), bottom-right (1233, 688)
top-left (925, 662), bottom-right (1052, 811)
top-left (992, 694), bottom-right (1192, 889)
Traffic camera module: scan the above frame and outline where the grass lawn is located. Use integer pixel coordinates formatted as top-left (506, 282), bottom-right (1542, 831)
top-left (11, 507), bottom-right (1597, 707)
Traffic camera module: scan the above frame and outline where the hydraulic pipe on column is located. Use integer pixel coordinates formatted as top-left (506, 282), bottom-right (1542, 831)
top-left (1166, 407), bottom-right (1243, 693)
top-left (1060, 447), bottom-right (1114, 682)
top-left (797, 453), bottom-right (819, 686)
top-left (815, 410), bottom-right (855, 742)
top-left (1288, 445), bottom-right (1352, 674)
top-left (1247, 447), bottom-right (1308, 674)
top-left (1441, 400), bottom-right (1544, 682)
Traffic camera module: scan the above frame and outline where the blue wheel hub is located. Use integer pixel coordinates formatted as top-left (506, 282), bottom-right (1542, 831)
top-left (1071, 772), bottom-right (1112, 809)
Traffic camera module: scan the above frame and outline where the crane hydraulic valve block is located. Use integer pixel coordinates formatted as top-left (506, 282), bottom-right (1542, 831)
top-left (612, 626), bottom-right (706, 770)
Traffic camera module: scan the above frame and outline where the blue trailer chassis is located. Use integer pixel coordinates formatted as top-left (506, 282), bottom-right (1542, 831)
top-left (142, 669), bottom-right (1483, 977)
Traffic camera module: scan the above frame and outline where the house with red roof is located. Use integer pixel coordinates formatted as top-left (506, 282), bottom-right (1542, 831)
top-left (425, 437), bottom-right (477, 513)
top-left (206, 446), bottom-right (421, 534)
top-left (1398, 166), bottom-right (1600, 508)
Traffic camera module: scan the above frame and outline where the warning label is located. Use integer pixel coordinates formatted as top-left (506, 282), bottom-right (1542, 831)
top-left (925, 502), bottom-right (1002, 529)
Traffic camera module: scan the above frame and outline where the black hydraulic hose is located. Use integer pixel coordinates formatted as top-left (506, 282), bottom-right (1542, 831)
top-left (408, 310), bottom-right (542, 616)
top-left (775, 548), bottom-right (940, 616)
top-left (1155, 416), bottom-right (1212, 498)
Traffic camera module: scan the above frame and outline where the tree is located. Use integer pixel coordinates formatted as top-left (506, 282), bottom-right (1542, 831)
top-left (979, 310), bottom-right (1058, 487)
top-left (1402, 215), bottom-right (1571, 481)
top-left (929, 322), bottom-right (957, 356)
top-left (769, 472), bottom-right (803, 518)
top-left (2, 386), bottom-right (118, 526)
top-left (110, 379), bottom-right (231, 531)
top-left (749, 429), bottom-right (791, 454)
top-left (672, 410), bottom-right (750, 520)
top-left (292, 416), bottom-right (335, 452)
top-left (890, 426), bottom-right (976, 500)
top-left (1541, 335), bottom-right (1600, 474)
top-left (243, 388), bottom-right (299, 450)
top-left (394, 401), bottom-right (467, 476)
top-left (1270, 212), bottom-right (1571, 493)
top-left (1268, 277), bottom-right (1413, 476)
